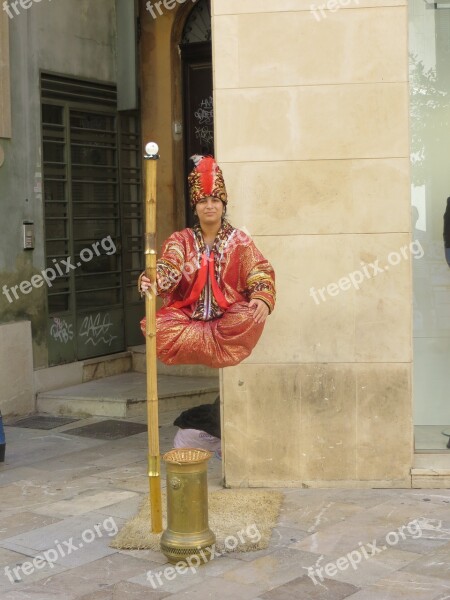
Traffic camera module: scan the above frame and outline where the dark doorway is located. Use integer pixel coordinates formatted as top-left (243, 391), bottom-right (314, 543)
top-left (180, 0), bottom-right (213, 227)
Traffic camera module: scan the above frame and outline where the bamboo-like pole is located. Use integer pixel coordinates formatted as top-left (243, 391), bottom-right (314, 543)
top-left (143, 142), bottom-right (162, 533)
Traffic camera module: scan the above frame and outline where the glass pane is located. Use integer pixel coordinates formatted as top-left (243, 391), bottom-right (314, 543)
top-left (43, 141), bottom-right (65, 163)
top-left (48, 277), bottom-right (70, 313)
top-left (76, 288), bottom-right (121, 309)
top-left (45, 219), bottom-right (67, 239)
top-left (44, 183), bottom-right (66, 205)
top-left (48, 294), bottom-right (70, 313)
top-left (71, 144), bottom-right (115, 167)
top-left (73, 203), bottom-right (119, 218)
top-left (121, 183), bottom-right (140, 203)
top-left (70, 111), bottom-right (115, 132)
top-left (409, 0), bottom-right (450, 451)
top-left (45, 202), bottom-right (67, 218)
top-left (46, 240), bottom-right (69, 257)
top-left (43, 163), bottom-right (66, 181)
top-left (42, 104), bottom-right (63, 125)
top-left (73, 220), bottom-right (117, 242)
top-left (75, 272), bottom-right (121, 291)
top-left (73, 248), bottom-right (119, 273)
top-left (72, 182), bottom-right (115, 203)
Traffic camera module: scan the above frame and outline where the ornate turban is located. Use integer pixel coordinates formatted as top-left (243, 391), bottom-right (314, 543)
top-left (188, 155), bottom-right (228, 208)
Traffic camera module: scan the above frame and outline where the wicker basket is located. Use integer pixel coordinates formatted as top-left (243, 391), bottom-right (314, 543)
top-left (162, 447), bottom-right (213, 464)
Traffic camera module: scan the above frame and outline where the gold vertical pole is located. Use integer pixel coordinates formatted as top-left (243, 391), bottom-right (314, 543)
top-left (143, 142), bottom-right (162, 533)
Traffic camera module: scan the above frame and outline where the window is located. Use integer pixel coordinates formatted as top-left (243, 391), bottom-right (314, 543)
top-left (41, 73), bottom-right (143, 364)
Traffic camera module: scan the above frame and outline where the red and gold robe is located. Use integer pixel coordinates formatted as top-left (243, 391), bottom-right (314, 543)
top-left (140, 221), bottom-right (276, 368)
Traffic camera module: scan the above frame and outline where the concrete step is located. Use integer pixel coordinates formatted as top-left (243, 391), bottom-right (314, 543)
top-left (37, 372), bottom-right (219, 419)
top-left (34, 351), bottom-right (135, 398)
top-left (130, 345), bottom-right (219, 378)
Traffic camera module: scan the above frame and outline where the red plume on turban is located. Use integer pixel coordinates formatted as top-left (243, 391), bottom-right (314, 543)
top-left (196, 156), bottom-right (215, 196)
top-left (188, 155), bottom-right (228, 208)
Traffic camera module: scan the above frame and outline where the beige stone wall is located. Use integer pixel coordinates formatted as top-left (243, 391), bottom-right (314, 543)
top-left (213, 0), bottom-right (413, 486)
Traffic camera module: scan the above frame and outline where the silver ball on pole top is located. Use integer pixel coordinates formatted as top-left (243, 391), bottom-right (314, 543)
top-left (145, 142), bottom-right (160, 159)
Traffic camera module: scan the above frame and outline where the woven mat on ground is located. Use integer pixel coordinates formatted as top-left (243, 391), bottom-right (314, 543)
top-left (110, 489), bottom-right (284, 553)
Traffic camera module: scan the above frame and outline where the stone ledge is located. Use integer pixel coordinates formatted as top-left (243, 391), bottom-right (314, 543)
top-left (224, 479), bottom-right (413, 488)
top-left (412, 469), bottom-right (450, 489)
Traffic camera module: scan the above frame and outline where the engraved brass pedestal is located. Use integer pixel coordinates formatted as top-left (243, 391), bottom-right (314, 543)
top-left (160, 448), bottom-right (216, 565)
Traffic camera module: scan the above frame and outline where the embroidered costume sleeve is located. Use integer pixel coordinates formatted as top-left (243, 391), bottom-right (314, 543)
top-left (138, 233), bottom-right (185, 299)
top-left (243, 242), bottom-right (276, 314)
top-left (156, 234), bottom-right (185, 298)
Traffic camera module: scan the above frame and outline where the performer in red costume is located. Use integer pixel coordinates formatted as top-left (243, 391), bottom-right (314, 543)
top-left (138, 155), bottom-right (276, 368)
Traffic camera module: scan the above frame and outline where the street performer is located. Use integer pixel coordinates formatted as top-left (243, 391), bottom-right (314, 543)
top-left (138, 155), bottom-right (276, 368)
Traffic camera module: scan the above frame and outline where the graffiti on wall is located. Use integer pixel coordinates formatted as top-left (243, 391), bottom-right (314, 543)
top-left (194, 96), bottom-right (214, 147)
top-left (79, 313), bottom-right (118, 347)
top-left (49, 317), bottom-right (74, 344)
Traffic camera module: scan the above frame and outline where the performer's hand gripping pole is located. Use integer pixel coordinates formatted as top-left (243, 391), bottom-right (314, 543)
top-left (143, 142), bottom-right (162, 533)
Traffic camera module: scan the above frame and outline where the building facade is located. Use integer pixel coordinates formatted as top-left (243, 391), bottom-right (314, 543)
top-left (0, 0), bottom-right (448, 486)
top-left (0, 0), bottom-right (144, 415)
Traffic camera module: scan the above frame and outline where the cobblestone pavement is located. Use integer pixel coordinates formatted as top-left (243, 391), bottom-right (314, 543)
top-left (0, 413), bottom-right (449, 600)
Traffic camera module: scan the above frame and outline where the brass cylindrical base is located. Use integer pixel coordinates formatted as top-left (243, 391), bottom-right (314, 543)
top-left (161, 448), bottom-right (216, 565)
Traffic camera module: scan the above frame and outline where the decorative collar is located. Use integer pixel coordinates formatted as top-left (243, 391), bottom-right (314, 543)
top-left (192, 220), bottom-right (235, 258)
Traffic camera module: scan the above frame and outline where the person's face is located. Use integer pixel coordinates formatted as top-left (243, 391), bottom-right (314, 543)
top-left (195, 196), bottom-right (224, 228)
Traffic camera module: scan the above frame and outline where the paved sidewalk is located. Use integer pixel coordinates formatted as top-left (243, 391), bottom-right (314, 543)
top-left (0, 413), bottom-right (449, 600)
